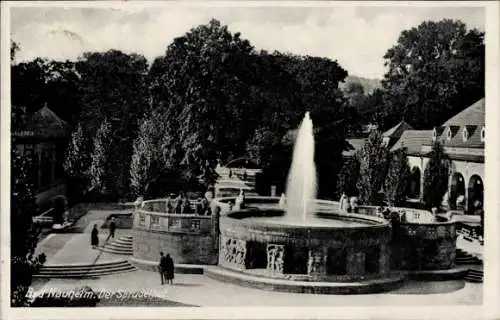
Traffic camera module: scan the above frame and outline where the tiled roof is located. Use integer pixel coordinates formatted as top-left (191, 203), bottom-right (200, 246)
top-left (383, 120), bottom-right (414, 138)
top-left (343, 138), bottom-right (366, 157)
top-left (434, 125), bottom-right (483, 148)
top-left (443, 98), bottom-right (485, 126)
top-left (391, 130), bottom-right (433, 155)
top-left (14, 105), bottom-right (71, 139)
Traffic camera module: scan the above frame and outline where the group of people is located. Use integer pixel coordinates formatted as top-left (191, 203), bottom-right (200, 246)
top-left (159, 251), bottom-right (175, 285)
top-left (163, 191), bottom-right (214, 216)
top-left (339, 192), bottom-right (359, 214)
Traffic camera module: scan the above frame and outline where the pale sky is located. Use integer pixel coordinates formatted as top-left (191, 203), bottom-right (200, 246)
top-left (10, 5), bottom-right (484, 79)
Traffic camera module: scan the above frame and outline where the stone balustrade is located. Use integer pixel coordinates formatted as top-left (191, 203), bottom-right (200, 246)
top-left (132, 199), bottom-right (219, 265)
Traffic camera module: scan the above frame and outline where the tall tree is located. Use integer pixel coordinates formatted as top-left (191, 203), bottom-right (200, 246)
top-left (64, 123), bottom-right (91, 201)
top-left (89, 119), bottom-right (112, 194)
top-left (384, 149), bottom-right (411, 206)
top-left (336, 157), bottom-right (360, 198)
top-left (423, 142), bottom-right (450, 209)
top-left (75, 50), bottom-right (149, 197)
top-left (356, 130), bottom-right (390, 204)
top-left (380, 19), bottom-right (484, 130)
top-left (148, 19), bottom-right (256, 186)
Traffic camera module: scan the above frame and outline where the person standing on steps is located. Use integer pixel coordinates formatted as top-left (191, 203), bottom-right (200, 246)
top-left (165, 254), bottom-right (175, 285)
top-left (91, 224), bottom-right (99, 249)
top-left (159, 252), bottom-right (167, 285)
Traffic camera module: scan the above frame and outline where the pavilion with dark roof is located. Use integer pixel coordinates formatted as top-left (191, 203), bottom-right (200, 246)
top-left (12, 105), bottom-right (71, 210)
top-left (391, 98), bottom-right (485, 213)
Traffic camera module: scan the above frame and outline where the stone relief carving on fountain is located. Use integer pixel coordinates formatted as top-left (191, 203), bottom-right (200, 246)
top-left (267, 244), bottom-right (285, 273)
top-left (307, 249), bottom-right (324, 275)
top-left (220, 236), bottom-right (247, 268)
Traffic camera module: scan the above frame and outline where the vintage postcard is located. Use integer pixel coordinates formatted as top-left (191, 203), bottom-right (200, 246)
top-left (1, 1), bottom-right (499, 319)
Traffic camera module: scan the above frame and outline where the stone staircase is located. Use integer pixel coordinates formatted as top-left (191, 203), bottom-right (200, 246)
top-left (35, 260), bottom-right (136, 279)
top-left (455, 248), bottom-right (482, 265)
top-left (464, 268), bottom-right (483, 283)
top-left (99, 235), bottom-right (133, 255)
top-left (455, 248), bottom-right (483, 283)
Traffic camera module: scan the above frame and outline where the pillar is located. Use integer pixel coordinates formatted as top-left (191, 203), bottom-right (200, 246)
top-left (37, 150), bottom-right (42, 188)
top-left (347, 249), bottom-right (365, 276)
top-left (378, 244), bottom-right (389, 275)
top-left (419, 157), bottom-right (424, 200)
top-left (50, 148), bottom-right (56, 184)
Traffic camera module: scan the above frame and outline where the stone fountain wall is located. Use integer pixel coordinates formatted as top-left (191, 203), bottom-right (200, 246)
top-left (390, 222), bottom-right (457, 270)
top-left (218, 209), bottom-right (393, 282)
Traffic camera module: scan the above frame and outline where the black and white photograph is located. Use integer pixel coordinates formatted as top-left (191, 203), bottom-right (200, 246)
top-left (1, 1), bottom-right (499, 319)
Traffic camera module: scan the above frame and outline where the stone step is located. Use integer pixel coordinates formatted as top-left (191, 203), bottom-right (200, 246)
top-left (468, 269), bottom-right (483, 276)
top-left (40, 260), bottom-right (130, 270)
top-left (464, 276), bottom-right (483, 283)
top-left (100, 246), bottom-right (133, 255)
top-left (38, 264), bottom-right (135, 276)
top-left (105, 242), bottom-right (131, 250)
top-left (35, 267), bottom-right (136, 279)
top-left (36, 261), bottom-right (136, 278)
top-left (114, 238), bottom-right (133, 245)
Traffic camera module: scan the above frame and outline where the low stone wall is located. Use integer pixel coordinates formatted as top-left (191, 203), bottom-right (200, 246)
top-left (102, 213), bottom-right (133, 229)
top-left (132, 202), bottom-right (219, 265)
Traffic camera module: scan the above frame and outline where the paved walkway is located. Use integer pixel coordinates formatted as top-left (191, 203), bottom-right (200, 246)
top-left (36, 217), bottom-right (130, 266)
top-left (32, 270), bottom-right (481, 306)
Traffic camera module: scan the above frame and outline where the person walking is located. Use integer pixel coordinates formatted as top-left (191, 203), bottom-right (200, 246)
top-left (107, 217), bottom-right (116, 242)
top-left (159, 252), bottom-right (167, 285)
top-left (165, 254), bottom-right (175, 285)
top-left (339, 192), bottom-right (349, 213)
top-left (91, 224), bottom-right (99, 249)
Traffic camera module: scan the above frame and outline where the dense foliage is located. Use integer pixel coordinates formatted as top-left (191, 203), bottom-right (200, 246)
top-left (142, 19), bottom-right (352, 198)
top-left (423, 142), bottom-right (450, 209)
top-left (356, 130), bottom-right (390, 204)
top-left (11, 106), bottom-right (45, 307)
top-left (336, 156), bottom-right (360, 198)
top-left (352, 20), bottom-right (484, 131)
top-left (384, 149), bottom-right (411, 206)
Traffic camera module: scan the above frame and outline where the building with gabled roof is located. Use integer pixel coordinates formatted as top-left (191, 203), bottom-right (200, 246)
top-left (391, 98), bottom-right (484, 213)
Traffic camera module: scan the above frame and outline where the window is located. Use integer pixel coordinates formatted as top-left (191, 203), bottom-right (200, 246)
top-left (190, 219), bottom-right (201, 231)
top-left (462, 127), bottom-right (469, 142)
top-left (432, 128), bottom-right (438, 141)
top-left (150, 215), bottom-right (160, 229)
top-left (447, 127), bottom-right (452, 141)
top-left (481, 126), bottom-right (485, 142)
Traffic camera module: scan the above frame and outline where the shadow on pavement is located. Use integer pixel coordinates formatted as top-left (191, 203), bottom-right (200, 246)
top-left (391, 280), bottom-right (466, 295)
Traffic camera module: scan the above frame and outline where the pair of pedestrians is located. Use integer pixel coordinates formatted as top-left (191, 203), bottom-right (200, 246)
top-left (159, 252), bottom-right (175, 285)
top-left (90, 217), bottom-right (117, 249)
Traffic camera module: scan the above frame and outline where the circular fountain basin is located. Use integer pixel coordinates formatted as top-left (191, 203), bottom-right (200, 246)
top-left (218, 208), bottom-right (394, 284)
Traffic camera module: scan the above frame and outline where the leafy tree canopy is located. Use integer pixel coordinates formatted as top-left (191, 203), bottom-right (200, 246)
top-left (380, 19), bottom-right (484, 130)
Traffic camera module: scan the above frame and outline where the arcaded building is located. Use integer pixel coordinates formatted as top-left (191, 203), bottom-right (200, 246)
top-left (391, 98), bottom-right (485, 213)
